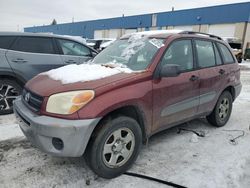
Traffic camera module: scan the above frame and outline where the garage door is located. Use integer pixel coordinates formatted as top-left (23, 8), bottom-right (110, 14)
top-left (174, 25), bottom-right (193, 31)
top-left (208, 24), bottom-right (235, 37)
top-left (125, 29), bottom-right (137, 34)
top-left (94, 30), bottom-right (103, 39)
top-left (108, 29), bottom-right (120, 39)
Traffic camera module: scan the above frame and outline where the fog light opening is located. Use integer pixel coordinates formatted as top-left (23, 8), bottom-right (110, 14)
top-left (52, 137), bottom-right (64, 150)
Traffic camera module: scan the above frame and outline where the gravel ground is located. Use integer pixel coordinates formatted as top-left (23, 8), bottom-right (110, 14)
top-left (0, 61), bottom-right (250, 188)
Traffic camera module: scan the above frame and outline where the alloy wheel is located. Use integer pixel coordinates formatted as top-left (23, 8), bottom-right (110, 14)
top-left (102, 128), bottom-right (135, 168)
top-left (218, 98), bottom-right (230, 120)
top-left (0, 84), bottom-right (19, 111)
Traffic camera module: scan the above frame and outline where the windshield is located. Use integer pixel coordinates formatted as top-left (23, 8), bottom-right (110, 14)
top-left (93, 37), bottom-right (165, 71)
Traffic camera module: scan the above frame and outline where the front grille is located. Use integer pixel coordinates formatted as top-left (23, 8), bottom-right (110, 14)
top-left (22, 89), bottom-right (43, 112)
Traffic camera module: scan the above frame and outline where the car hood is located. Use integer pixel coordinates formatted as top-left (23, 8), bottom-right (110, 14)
top-left (25, 72), bottom-right (140, 97)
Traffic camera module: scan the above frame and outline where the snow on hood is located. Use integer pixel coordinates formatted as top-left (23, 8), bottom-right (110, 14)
top-left (42, 63), bottom-right (133, 84)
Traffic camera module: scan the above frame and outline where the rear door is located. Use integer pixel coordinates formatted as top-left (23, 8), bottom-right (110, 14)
top-left (56, 38), bottom-right (93, 64)
top-left (152, 39), bottom-right (200, 133)
top-left (6, 36), bottom-right (63, 81)
top-left (194, 39), bottom-right (225, 114)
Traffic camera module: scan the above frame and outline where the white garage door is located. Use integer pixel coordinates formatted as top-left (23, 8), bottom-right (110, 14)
top-left (208, 24), bottom-right (235, 37)
top-left (94, 30), bottom-right (103, 39)
top-left (125, 29), bottom-right (137, 34)
top-left (174, 25), bottom-right (193, 31)
top-left (108, 29), bottom-right (120, 39)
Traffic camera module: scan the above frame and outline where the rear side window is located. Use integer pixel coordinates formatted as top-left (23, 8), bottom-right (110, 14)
top-left (0, 36), bottom-right (16, 49)
top-left (217, 43), bottom-right (234, 64)
top-left (161, 40), bottom-right (193, 71)
top-left (57, 39), bottom-right (91, 56)
top-left (12, 37), bottom-right (55, 54)
top-left (195, 40), bottom-right (216, 68)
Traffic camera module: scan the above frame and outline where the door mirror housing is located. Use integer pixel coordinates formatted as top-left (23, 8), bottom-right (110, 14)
top-left (160, 64), bottom-right (181, 77)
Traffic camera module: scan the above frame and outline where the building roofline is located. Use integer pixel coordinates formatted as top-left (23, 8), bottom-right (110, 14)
top-left (25, 2), bottom-right (250, 29)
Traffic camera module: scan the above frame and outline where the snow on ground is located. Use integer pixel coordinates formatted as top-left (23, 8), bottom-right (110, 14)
top-left (42, 63), bottom-right (133, 84)
top-left (0, 115), bottom-right (24, 141)
top-left (0, 62), bottom-right (250, 188)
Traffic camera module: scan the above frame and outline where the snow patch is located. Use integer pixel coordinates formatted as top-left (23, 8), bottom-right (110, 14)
top-left (0, 123), bottom-right (24, 141)
top-left (121, 35), bottom-right (146, 60)
top-left (42, 63), bottom-right (133, 84)
top-left (122, 29), bottom-right (183, 38)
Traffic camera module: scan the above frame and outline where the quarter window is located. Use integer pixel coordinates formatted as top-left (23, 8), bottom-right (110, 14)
top-left (213, 43), bottom-right (222, 65)
top-left (217, 43), bottom-right (234, 64)
top-left (57, 39), bottom-right (91, 56)
top-left (12, 37), bottom-right (55, 54)
top-left (161, 40), bottom-right (193, 71)
top-left (195, 40), bottom-right (216, 68)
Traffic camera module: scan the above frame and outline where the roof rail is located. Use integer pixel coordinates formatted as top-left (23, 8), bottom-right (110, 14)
top-left (180, 31), bottom-right (222, 40)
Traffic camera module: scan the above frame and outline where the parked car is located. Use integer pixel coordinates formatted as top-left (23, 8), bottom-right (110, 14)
top-left (0, 32), bottom-right (97, 114)
top-left (86, 38), bottom-right (116, 51)
top-left (244, 48), bottom-right (250, 60)
top-left (223, 37), bottom-right (243, 63)
top-left (14, 30), bottom-right (241, 179)
top-left (244, 42), bottom-right (250, 60)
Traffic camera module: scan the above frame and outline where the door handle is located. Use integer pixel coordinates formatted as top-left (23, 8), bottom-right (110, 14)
top-left (65, 60), bottom-right (77, 64)
top-left (190, 75), bottom-right (199, 81)
top-left (12, 58), bottom-right (27, 63)
top-left (219, 69), bottom-right (225, 75)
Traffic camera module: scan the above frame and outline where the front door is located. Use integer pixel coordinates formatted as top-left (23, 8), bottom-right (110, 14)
top-left (152, 39), bottom-right (200, 133)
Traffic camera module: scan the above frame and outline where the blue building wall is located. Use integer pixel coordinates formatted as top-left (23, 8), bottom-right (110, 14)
top-left (25, 2), bottom-right (250, 38)
top-left (157, 2), bottom-right (250, 26)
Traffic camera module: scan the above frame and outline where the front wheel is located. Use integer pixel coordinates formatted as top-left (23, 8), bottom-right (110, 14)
top-left (85, 116), bottom-right (142, 179)
top-left (206, 91), bottom-right (233, 127)
top-left (0, 79), bottom-right (22, 115)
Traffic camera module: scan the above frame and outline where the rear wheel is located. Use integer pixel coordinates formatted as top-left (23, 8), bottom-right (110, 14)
top-left (206, 91), bottom-right (233, 127)
top-left (85, 116), bottom-right (142, 179)
top-left (0, 79), bottom-right (22, 115)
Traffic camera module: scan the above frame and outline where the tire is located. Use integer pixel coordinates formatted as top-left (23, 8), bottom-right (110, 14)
top-left (0, 79), bottom-right (22, 115)
top-left (85, 116), bottom-right (142, 179)
top-left (206, 91), bottom-right (233, 127)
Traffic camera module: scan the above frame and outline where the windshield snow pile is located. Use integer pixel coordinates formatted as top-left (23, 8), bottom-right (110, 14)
top-left (42, 63), bottom-right (133, 84)
top-left (121, 34), bottom-right (146, 60)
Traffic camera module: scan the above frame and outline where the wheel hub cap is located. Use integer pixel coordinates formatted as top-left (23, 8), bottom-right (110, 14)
top-left (112, 140), bottom-right (124, 153)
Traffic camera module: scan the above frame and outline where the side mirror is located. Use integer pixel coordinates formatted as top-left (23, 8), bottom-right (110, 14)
top-left (160, 64), bottom-right (181, 77)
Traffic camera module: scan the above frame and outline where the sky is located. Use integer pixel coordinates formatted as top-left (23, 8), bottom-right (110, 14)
top-left (0, 0), bottom-right (249, 31)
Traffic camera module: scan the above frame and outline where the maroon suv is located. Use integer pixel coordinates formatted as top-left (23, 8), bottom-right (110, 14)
top-left (14, 30), bottom-right (241, 179)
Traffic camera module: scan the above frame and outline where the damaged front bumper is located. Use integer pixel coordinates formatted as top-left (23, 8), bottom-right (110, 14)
top-left (13, 97), bottom-right (101, 157)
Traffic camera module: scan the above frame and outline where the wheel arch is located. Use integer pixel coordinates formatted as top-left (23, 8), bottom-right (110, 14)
top-left (223, 86), bottom-right (236, 101)
top-left (0, 72), bottom-right (26, 87)
top-left (90, 105), bottom-right (149, 144)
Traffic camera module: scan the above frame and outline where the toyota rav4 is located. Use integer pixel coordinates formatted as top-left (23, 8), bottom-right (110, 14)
top-left (14, 30), bottom-right (241, 179)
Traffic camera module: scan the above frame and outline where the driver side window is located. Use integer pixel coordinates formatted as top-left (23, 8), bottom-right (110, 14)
top-left (161, 40), bottom-right (193, 71)
top-left (57, 39), bottom-right (91, 56)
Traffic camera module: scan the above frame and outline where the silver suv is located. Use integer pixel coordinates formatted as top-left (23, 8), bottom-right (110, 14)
top-left (0, 32), bottom-right (97, 115)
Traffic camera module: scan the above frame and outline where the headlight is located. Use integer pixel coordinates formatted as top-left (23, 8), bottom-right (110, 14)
top-left (46, 90), bottom-right (95, 115)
